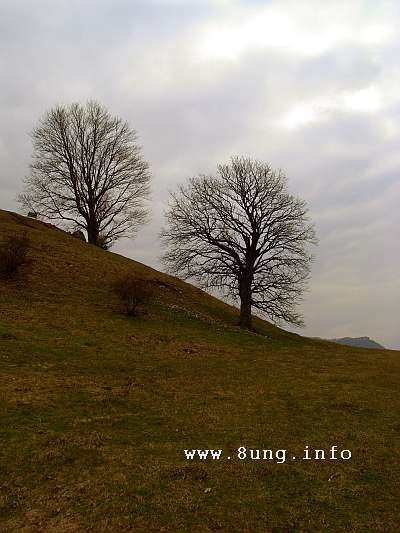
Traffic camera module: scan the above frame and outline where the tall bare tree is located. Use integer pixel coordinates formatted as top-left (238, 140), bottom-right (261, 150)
top-left (19, 101), bottom-right (151, 248)
top-left (161, 156), bottom-right (317, 330)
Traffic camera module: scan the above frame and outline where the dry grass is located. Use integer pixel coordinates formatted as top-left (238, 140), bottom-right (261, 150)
top-left (0, 209), bottom-right (399, 532)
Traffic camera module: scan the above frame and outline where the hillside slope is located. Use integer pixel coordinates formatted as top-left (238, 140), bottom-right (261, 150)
top-left (1, 209), bottom-right (399, 532)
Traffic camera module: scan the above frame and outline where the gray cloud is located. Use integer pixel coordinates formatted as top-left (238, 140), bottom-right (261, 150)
top-left (1, 0), bottom-right (398, 348)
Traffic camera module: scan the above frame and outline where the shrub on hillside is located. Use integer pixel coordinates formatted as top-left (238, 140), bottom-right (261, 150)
top-left (97, 234), bottom-right (110, 250)
top-left (113, 274), bottom-right (153, 316)
top-left (0, 231), bottom-right (30, 278)
top-left (71, 230), bottom-right (86, 241)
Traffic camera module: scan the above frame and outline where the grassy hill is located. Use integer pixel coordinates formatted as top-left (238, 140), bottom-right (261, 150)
top-left (0, 209), bottom-right (399, 532)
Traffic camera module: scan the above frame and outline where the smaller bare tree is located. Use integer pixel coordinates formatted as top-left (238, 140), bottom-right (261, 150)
top-left (0, 231), bottom-right (30, 278)
top-left (19, 101), bottom-right (151, 248)
top-left (161, 156), bottom-right (317, 330)
top-left (113, 275), bottom-right (153, 316)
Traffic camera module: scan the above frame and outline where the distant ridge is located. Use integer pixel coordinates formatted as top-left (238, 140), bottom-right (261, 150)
top-left (332, 336), bottom-right (385, 349)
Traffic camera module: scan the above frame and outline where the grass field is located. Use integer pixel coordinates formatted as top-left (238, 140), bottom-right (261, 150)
top-left (0, 209), bottom-right (399, 532)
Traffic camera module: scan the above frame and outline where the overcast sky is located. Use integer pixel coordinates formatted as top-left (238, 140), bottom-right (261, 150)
top-left (1, 0), bottom-right (399, 348)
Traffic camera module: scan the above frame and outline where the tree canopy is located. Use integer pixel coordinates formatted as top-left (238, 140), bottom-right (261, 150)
top-left (161, 156), bottom-right (317, 329)
top-left (19, 100), bottom-right (151, 248)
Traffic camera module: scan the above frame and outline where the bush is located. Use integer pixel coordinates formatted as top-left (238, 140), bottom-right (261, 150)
top-left (97, 234), bottom-right (111, 250)
top-left (113, 274), bottom-right (153, 316)
top-left (0, 231), bottom-right (30, 278)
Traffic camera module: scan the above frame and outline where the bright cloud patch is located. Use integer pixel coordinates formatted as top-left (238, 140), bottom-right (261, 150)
top-left (279, 86), bottom-right (385, 130)
top-left (197, 1), bottom-right (394, 60)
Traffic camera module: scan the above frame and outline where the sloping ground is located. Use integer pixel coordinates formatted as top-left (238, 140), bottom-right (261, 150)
top-left (0, 209), bottom-right (399, 532)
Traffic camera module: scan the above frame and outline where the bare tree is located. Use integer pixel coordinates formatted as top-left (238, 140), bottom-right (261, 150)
top-left (19, 101), bottom-right (151, 248)
top-left (161, 156), bottom-right (317, 330)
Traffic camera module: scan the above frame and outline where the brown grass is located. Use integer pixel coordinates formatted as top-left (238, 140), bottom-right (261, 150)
top-left (0, 209), bottom-right (399, 532)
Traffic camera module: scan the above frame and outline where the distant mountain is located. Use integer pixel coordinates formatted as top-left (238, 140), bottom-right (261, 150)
top-left (332, 337), bottom-right (385, 349)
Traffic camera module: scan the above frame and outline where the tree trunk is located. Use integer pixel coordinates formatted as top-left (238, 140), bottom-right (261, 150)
top-left (87, 222), bottom-right (99, 245)
top-left (239, 275), bottom-right (253, 330)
